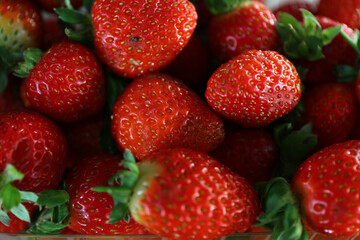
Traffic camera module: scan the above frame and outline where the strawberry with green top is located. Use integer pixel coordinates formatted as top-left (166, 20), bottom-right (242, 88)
top-left (205, 49), bottom-right (302, 128)
top-left (95, 148), bottom-right (260, 239)
top-left (14, 41), bottom-right (106, 122)
top-left (206, 0), bottom-right (279, 63)
top-left (111, 73), bottom-right (225, 160)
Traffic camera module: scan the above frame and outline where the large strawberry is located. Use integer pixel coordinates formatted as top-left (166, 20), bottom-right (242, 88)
top-left (317, 0), bottom-right (360, 30)
top-left (95, 148), bottom-right (260, 239)
top-left (205, 50), bottom-right (302, 128)
top-left (111, 73), bottom-right (225, 160)
top-left (301, 83), bottom-right (357, 148)
top-left (206, 0), bottom-right (279, 63)
top-left (91, 0), bottom-right (197, 78)
top-left (292, 140), bottom-right (360, 236)
top-left (15, 41), bottom-right (106, 122)
top-left (66, 155), bottom-right (149, 234)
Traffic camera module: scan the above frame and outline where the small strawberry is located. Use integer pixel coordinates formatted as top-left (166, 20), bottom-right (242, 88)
top-left (206, 0), bottom-right (279, 63)
top-left (66, 155), bottom-right (149, 234)
top-left (95, 148), bottom-right (260, 239)
top-left (35, 0), bottom-right (83, 12)
top-left (301, 83), bottom-right (357, 148)
top-left (14, 41), bottom-right (106, 122)
top-left (90, 0), bottom-right (197, 78)
top-left (292, 140), bottom-right (360, 236)
top-left (205, 50), bottom-right (302, 128)
top-left (111, 73), bottom-right (225, 160)
top-left (211, 124), bottom-right (278, 185)
top-left (273, 1), bottom-right (317, 21)
top-left (317, 0), bottom-right (360, 30)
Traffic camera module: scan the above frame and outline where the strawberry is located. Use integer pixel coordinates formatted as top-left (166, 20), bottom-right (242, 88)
top-left (292, 140), bottom-right (360, 236)
top-left (111, 73), bottom-right (225, 160)
top-left (207, 0), bottom-right (279, 63)
top-left (96, 148), bottom-right (260, 239)
top-left (205, 50), bottom-right (302, 128)
top-left (0, 202), bottom-right (37, 233)
top-left (273, 1), bottom-right (317, 21)
top-left (15, 41), bottom-right (106, 122)
top-left (211, 124), bottom-right (278, 185)
top-left (91, 0), bottom-right (197, 78)
top-left (301, 83), bottom-right (357, 148)
top-left (0, 111), bottom-right (67, 192)
top-left (317, 0), bottom-right (360, 30)
top-left (35, 0), bottom-right (83, 12)
top-left (66, 155), bottom-right (149, 234)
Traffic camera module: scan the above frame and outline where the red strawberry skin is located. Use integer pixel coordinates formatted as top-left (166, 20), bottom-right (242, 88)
top-left (205, 50), bottom-right (302, 128)
top-left (66, 155), bottom-right (150, 235)
top-left (274, 1), bottom-right (317, 21)
top-left (0, 0), bottom-right (43, 51)
top-left (207, 1), bottom-right (278, 63)
top-left (0, 202), bottom-right (37, 233)
top-left (91, 0), bottom-right (197, 78)
top-left (111, 73), bottom-right (225, 160)
top-left (0, 111), bottom-right (67, 193)
top-left (129, 148), bottom-right (260, 239)
top-left (302, 83), bottom-right (357, 148)
top-left (292, 140), bottom-right (360, 236)
top-left (211, 125), bottom-right (278, 185)
top-left (26, 41), bottom-right (106, 122)
top-left (317, 0), bottom-right (360, 30)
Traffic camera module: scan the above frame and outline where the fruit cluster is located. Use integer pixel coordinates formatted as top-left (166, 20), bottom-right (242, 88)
top-left (1, 0), bottom-right (360, 239)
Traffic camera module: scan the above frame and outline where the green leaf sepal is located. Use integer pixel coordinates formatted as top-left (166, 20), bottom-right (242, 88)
top-left (0, 47), bottom-right (23, 93)
top-left (276, 9), bottom-right (342, 61)
top-left (204, 0), bottom-right (249, 16)
top-left (93, 149), bottom-right (139, 224)
top-left (13, 48), bottom-right (43, 79)
top-left (255, 177), bottom-right (308, 240)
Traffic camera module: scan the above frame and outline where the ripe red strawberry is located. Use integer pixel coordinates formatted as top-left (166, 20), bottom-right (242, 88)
top-left (211, 124), bottom-right (278, 185)
top-left (301, 83), bottom-right (357, 148)
top-left (0, 111), bottom-right (67, 192)
top-left (207, 1), bottom-right (279, 63)
top-left (35, 0), bottom-right (83, 12)
top-left (273, 1), bottom-right (317, 21)
top-left (111, 73), bottom-right (225, 160)
top-left (21, 41), bottom-right (106, 122)
top-left (91, 0), bottom-right (197, 78)
top-left (66, 155), bottom-right (149, 234)
top-left (127, 148), bottom-right (260, 239)
top-left (292, 140), bottom-right (360, 236)
top-left (0, 0), bottom-right (43, 51)
top-left (205, 50), bottom-right (302, 128)
top-left (317, 0), bottom-right (360, 30)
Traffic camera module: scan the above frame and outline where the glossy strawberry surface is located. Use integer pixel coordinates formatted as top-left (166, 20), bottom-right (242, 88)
top-left (25, 41), bottom-right (106, 122)
top-left (0, 111), bottom-right (67, 192)
top-left (129, 148), bottom-right (260, 239)
top-left (0, 0), bottom-right (43, 51)
top-left (67, 155), bottom-right (150, 235)
top-left (91, 0), bottom-right (197, 78)
top-left (292, 140), bottom-right (360, 236)
top-left (207, 1), bottom-right (278, 63)
top-left (111, 73), bottom-right (225, 160)
top-left (205, 50), bottom-right (302, 128)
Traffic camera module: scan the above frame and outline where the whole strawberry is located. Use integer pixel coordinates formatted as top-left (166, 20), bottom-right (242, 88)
top-left (205, 50), bottom-right (302, 128)
top-left (16, 41), bottom-right (106, 122)
top-left (0, 111), bottom-right (67, 192)
top-left (91, 0), bottom-right (197, 78)
top-left (111, 73), bottom-right (225, 160)
top-left (302, 83), bottom-right (357, 148)
top-left (317, 0), bottom-right (360, 30)
top-left (207, 0), bottom-right (278, 63)
top-left (66, 155), bottom-right (149, 234)
top-left (292, 140), bottom-right (360, 236)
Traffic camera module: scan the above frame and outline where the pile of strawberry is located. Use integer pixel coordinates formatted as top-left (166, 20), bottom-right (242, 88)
top-left (2, 0), bottom-right (360, 239)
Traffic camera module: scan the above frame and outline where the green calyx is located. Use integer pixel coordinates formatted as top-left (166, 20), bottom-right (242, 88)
top-left (93, 149), bottom-right (139, 224)
top-left (204, 0), bottom-right (249, 16)
top-left (55, 0), bottom-right (95, 49)
top-left (13, 48), bottom-right (43, 79)
top-left (0, 47), bottom-right (23, 93)
top-left (0, 164), bottom-right (38, 226)
top-left (277, 9), bottom-right (341, 61)
top-left (255, 178), bottom-right (308, 240)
